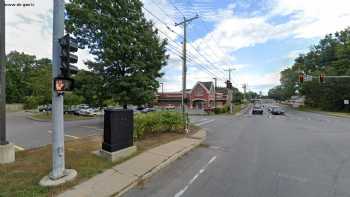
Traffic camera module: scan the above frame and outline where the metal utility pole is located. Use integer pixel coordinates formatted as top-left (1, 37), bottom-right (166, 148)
top-left (40, 0), bottom-right (76, 186)
top-left (51, 0), bottom-right (66, 180)
top-left (213, 78), bottom-right (217, 108)
top-left (0, 0), bottom-right (6, 145)
top-left (175, 15), bottom-right (199, 128)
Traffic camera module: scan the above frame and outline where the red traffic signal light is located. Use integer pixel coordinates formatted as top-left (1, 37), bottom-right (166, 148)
top-left (299, 73), bottom-right (304, 83)
top-left (320, 73), bottom-right (325, 83)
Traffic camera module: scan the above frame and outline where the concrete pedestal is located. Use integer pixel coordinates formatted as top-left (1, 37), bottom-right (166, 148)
top-left (40, 169), bottom-right (77, 187)
top-left (96, 146), bottom-right (137, 162)
top-left (0, 143), bottom-right (15, 164)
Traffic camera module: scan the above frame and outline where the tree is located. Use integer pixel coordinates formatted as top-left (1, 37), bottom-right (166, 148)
top-left (269, 27), bottom-right (350, 112)
top-left (66, 0), bottom-right (168, 109)
top-left (73, 70), bottom-right (106, 107)
top-left (6, 51), bottom-right (52, 108)
top-left (6, 51), bottom-right (36, 103)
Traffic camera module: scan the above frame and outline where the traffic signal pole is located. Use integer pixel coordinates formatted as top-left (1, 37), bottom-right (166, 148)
top-left (0, 0), bottom-right (15, 164)
top-left (51, 0), bottom-right (65, 180)
top-left (40, 0), bottom-right (76, 186)
top-left (0, 0), bottom-right (6, 145)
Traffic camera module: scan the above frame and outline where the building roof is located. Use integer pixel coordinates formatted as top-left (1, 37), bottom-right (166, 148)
top-left (216, 87), bottom-right (228, 94)
top-left (200, 82), bottom-right (213, 91)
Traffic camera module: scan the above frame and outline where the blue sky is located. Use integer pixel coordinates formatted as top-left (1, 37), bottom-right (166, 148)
top-left (4, 0), bottom-right (350, 94)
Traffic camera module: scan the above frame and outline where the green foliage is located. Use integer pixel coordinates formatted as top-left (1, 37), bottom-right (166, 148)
top-left (73, 70), bottom-right (106, 107)
top-left (66, 0), bottom-right (168, 108)
top-left (6, 52), bottom-right (52, 105)
top-left (23, 96), bottom-right (40, 109)
top-left (214, 106), bottom-right (230, 114)
top-left (64, 93), bottom-right (84, 106)
top-left (269, 27), bottom-right (350, 112)
top-left (134, 111), bottom-right (183, 139)
top-left (232, 89), bottom-right (244, 104)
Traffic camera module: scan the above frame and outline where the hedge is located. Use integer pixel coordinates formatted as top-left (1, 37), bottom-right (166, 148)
top-left (134, 111), bottom-right (183, 139)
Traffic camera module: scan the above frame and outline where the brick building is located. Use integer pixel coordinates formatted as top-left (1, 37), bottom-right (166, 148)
top-left (156, 81), bottom-right (228, 109)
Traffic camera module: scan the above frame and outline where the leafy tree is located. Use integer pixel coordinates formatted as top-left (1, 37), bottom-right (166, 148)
top-left (64, 93), bottom-right (84, 106)
top-left (6, 51), bottom-right (52, 108)
top-left (6, 51), bottom-right (36, 103)
top-left (73, 70), bottom-right (106, 107)
top-left (66, 0), bottom-right (168, 109)
top-left (269, 27), bottom-right (350, 112)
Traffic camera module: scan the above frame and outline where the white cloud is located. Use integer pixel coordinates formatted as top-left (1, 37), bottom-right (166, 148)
top-left (272, 0), bottom-right (350, 38)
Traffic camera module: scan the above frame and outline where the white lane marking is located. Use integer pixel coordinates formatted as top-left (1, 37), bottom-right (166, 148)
top-left (174, 156), bottom-right (217, 197)
top-left (196, 119), bottom-right (215, 126)
top-left (14, 145), bottom-right (25, 151)
top-left (48, 130), bottom-right (80, 139)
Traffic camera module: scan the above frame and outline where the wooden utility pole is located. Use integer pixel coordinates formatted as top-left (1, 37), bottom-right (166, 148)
top-left (175, 15), bottom-right (199, 129)
top-left (225, 68), bottom-right (235, 113)
top-left (213, 78), bottom-right (217, 108)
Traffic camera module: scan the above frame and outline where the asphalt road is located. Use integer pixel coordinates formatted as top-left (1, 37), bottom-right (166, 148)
top-left (123, 106), bottom-right (350, 197)
top-left (6, 112), bottom-right (103, 149)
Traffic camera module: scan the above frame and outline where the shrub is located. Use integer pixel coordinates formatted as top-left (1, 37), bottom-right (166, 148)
top-left (214, 106), bottom-right (230, 114)
top-left (23, 96), bottom-right (41, 109)
top-left (134, 111), bottom-right (183, 139)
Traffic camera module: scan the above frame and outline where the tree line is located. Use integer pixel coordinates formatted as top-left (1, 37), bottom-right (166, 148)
top-left (268, 27), bottom-right (350, 112)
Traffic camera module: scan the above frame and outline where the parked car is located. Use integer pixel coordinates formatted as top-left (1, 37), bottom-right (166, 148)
top-left (38, 105), bottom-right (52, 112)
top-left (141, 108), bottom-right (156, 113)
top-left (270, 107), bottom-right (285, 115)
top-left (252, 105), bottom-right (263, 115)
top-left (165, 104), bottom-right (176, 110)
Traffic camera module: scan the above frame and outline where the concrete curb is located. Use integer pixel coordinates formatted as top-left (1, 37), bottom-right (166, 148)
top-left (58, 130), bottom-right (207, 197)
top-left (114, 130), bottom-right (206, 197)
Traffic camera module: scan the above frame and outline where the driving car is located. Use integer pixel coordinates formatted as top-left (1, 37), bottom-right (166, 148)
top-left (270, 106), bottom-right (285, 115)
top-left (252, 105), bottom-right (264, 115)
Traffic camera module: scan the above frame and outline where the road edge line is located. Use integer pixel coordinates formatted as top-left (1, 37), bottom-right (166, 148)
top-left (114, 129), bottom-right (207, 197)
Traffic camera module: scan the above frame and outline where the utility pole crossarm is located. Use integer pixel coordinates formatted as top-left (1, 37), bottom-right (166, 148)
top-left (175, 15), bottom-right (199, 26)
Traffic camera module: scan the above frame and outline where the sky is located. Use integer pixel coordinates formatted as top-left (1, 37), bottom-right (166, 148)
top-left (4, 0), bottom-right (350, 94)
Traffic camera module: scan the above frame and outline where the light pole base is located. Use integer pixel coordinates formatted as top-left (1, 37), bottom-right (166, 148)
top-left (0, 143), bottom-right (15, 164)
top-left (40, 169), bottom-right (77, 187)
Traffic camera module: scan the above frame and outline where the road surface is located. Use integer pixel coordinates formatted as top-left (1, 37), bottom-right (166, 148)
top-left (6, 111), bottom-right (103, 149)
top-left (124, 106), bottom-right (350, 197)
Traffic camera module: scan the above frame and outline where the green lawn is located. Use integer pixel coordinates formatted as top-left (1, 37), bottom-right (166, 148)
top-left (30, 113), bottom-right (96, 121)
top-left (297, 106), bottom-right (350, 118)
top-left (0, 129), bottom-right (194, 197)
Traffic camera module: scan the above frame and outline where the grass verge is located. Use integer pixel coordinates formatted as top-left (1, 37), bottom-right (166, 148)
top-left (0, 126), bottom-right (200, 197)
top-left (297, 106), bottom-right (350, 118)
top-left (30, 113), bottom-right (96, 122)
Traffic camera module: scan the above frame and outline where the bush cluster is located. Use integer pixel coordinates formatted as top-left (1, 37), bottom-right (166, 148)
top-left (134, 111), bottom-right (183, 139)
top-left (214, 106), bottom-right (230, 114)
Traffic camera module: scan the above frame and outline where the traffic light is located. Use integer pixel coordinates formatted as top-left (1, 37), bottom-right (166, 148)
top-left (319, 73), bottom-right (325, 83)
top-left (299, 73), bottom-right (304, 83)
top-left (226, 80), bottom-right (233, 89)
top-left (59, 34), bottom-right (78, 77)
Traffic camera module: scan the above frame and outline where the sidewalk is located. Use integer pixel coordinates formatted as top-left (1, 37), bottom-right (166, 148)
top-left (58, 130), bottom-right (206, 197)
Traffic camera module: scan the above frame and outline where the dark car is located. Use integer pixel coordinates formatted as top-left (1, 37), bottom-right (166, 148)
top-left (38, 105), bottom-right (52, 112)
top-left (270, 107), bottom-right (285, 115)
top-left (252, 105), bottom-right (263, 115)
